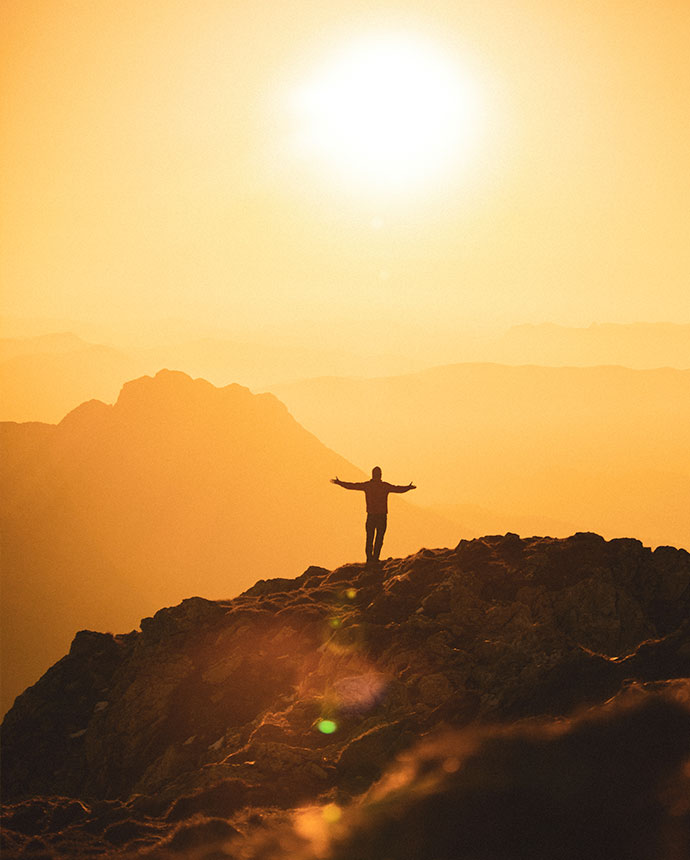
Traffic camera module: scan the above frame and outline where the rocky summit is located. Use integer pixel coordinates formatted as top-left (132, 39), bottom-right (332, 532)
top-left (2, 532), bottom-right (690, 859)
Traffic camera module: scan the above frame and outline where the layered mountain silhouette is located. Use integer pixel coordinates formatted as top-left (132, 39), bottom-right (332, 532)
top-left (0, 335), bottom-right (142, 424)
top-left (271, 363), bottom-right (690, 550)
top-left (0, 370), bottom-right (453, 716)
top-left (0, 332), bottom-right (96, 360)
top-left (3, 321), bottom-right (689, 425)
top-left (2, 533), bottom-right (690, 858)
top-left (0, 333), bottom-right (417, 424)
top-left (490, 322), bottom-right (690, 368)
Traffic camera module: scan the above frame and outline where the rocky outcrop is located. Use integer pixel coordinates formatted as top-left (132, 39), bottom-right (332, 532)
top-left (2, 533), bottom-right (690, 857)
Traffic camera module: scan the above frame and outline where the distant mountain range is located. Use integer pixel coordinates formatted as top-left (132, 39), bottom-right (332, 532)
top-left (0, 333), bottom-right (419, 424)
top-left (0, 334), bottom-right (141, 423)
top-left (1, 322), bottom-right (688, 423)
top-left (0, 371), bottom-right (452, 716)
top-left (485, 322), bottom-right (690, 368)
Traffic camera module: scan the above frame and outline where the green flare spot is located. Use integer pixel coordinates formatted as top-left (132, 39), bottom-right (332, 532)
top-left (346, 588), bottom-right (357, 599)
top-left (317, 719), bottom-right (338, 735)
top-left (322, 803), bottom-right (342, 823)
top-left (329, 617), bottom-right (342, 629)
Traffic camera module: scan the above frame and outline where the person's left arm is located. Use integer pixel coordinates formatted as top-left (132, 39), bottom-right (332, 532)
top-left (389, 482), bottom-right (416, 493)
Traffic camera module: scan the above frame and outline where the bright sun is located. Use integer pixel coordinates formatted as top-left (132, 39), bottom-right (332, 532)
top-left (292, 33), bottom-right (482, 194)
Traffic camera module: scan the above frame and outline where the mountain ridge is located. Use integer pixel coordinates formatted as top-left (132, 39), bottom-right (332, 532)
top-left (3, 320), bottom-right (690, 424)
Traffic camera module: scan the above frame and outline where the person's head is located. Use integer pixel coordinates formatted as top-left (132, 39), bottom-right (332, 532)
top-left (372, 466), bottom-right (382, 481)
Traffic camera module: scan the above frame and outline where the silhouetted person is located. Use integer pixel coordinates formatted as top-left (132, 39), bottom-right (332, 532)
top-left (331, 466), bottom-right (416, 563)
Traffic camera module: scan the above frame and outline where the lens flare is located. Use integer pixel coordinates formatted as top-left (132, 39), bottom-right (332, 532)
top-left (322, 803), bottom-right (342, 823)
top-left (317, 719), bottom-right (338, 735)
top-left (333, 672), bottom-right (388, 713)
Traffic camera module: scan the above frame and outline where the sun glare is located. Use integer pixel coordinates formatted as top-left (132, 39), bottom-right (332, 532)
top-left (292, 33), bottom-right (482, 194)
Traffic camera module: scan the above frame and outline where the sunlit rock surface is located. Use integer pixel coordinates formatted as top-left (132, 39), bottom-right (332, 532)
top-left (2, 532), bottom-right (690, 858)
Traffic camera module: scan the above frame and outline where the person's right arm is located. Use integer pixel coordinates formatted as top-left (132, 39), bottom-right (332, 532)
top-left (331, 477), bottom-right (367, 490)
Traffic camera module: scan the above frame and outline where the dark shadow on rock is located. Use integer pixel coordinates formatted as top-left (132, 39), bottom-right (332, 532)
top-left (327, 688), bottom-right (690, 860)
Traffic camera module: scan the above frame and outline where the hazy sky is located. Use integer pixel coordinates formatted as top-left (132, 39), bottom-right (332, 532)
top-left (2, 0), bottom-right (689, 341)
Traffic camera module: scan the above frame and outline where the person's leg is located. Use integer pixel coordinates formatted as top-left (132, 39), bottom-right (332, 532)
top-left (373, 515), bottom-right (387, 560)
top-left (365, 515), bottom-right (376, 561)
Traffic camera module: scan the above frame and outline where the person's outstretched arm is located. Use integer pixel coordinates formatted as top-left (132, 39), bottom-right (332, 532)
top-left (389, 482), bottom-right (416, 493)
top-left (331, 477), bottom-right (367, 490)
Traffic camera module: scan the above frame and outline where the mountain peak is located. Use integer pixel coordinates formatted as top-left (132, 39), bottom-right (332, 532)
top-left (58, 398), bottom-right (112, 429)
top-left (113, 369), bottom-right (286, 421)
top-left (115, 369), bottom-right (218, 410)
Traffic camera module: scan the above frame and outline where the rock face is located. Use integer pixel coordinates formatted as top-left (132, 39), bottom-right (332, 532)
top-left (2, 532), bottom-right (690, 858)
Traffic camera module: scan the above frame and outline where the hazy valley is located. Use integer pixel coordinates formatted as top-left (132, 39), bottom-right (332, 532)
top-left (271, 362), bottom-right (690, 550)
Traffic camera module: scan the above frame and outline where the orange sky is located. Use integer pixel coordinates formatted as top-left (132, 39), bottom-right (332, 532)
top-left (2, 0), bottom-right (689, 344)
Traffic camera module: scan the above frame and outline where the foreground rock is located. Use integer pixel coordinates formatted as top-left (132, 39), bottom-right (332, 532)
top-left (2, 533), bottom-right (690, 858)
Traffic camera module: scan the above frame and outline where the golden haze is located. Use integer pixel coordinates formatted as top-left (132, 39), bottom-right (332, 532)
top-left (1, 0), bottom-right (689, 717)
top-left (2, 0), bottom-right (689, 332)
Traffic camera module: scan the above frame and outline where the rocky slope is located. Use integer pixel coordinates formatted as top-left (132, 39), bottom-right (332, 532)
top-left (2, 532), bottom-right (690, 858)
top-left (0, 369), bottom-right (452, 716)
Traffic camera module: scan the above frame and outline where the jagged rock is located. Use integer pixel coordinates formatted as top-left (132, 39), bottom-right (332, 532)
top-left (2, 533), bottom-right (690, 857)
top-left (165, 779), bottom-right (251, 823)
top-left (161, 817), bottom-right (240, 855)
top-left (335, 720), bottom-right (417, 792)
